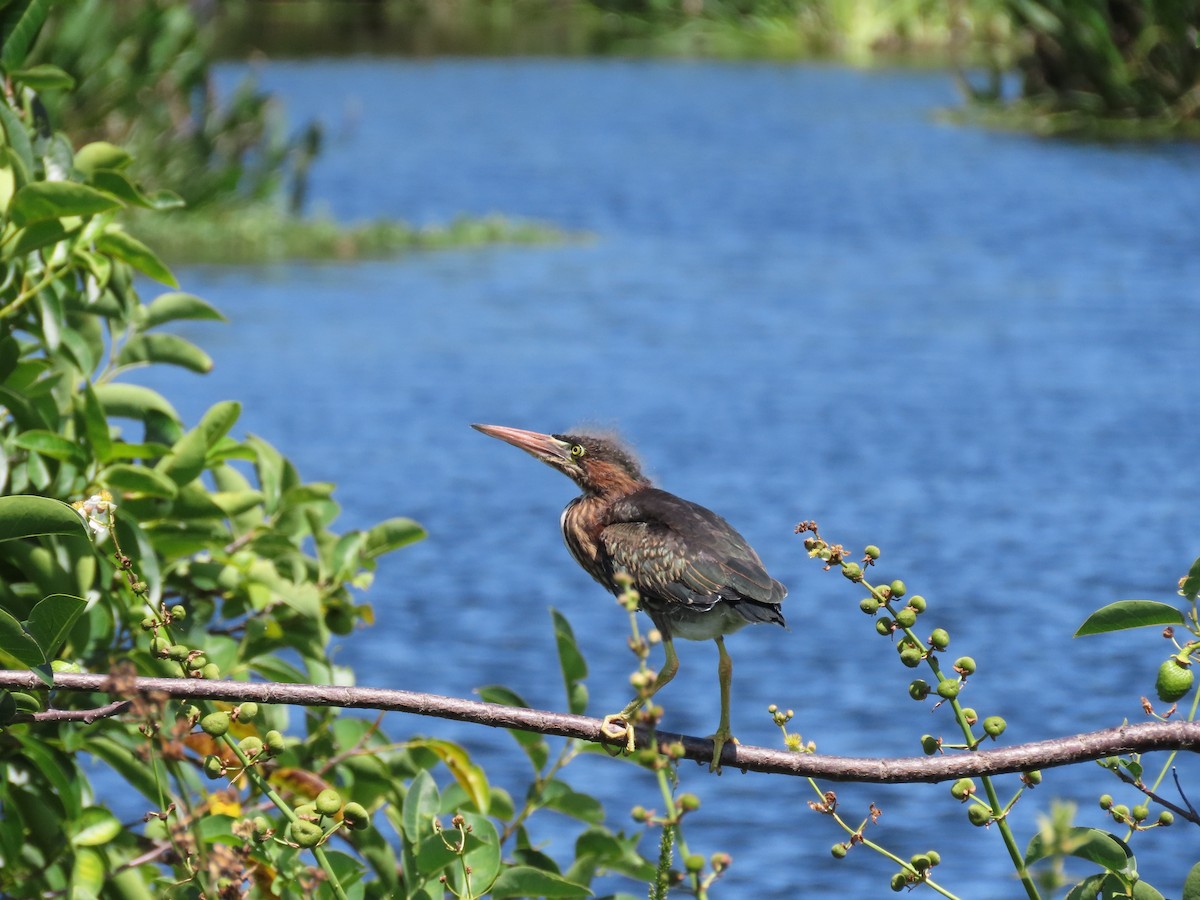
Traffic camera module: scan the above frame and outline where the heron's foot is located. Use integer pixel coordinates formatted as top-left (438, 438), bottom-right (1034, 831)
top-left (601, 714), bottom-right (637, 754)
top-left (708, 728), bottom-right (739, 772)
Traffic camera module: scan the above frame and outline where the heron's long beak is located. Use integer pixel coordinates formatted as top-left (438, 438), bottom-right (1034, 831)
top-left (472, 423), bottom-right (575, 470)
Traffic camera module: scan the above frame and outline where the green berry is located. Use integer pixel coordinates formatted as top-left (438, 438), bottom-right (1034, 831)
top-left (954, 656), bottom-right (976, 675)
top-left (684, 854), bottom-right (705, 873)
top-left (936, 678), bottom-right (960, 699)
top-left (929, 628), bottom-right (950, 650)
top-left (1099, 794), bottom-right (1113, 809)
top-left (238, 702), bottom-right (258, 721)
top-left (1024, 770), bottom-right (1042, 785)
top-left (864, 545), bottom-right (881, 560)
top-left (920, 734), bottom-right (940, 755)
top-left (290, 819), bottom-right (323, 848)
top-left (253, 816), bottom-right (271, 835)
top-left (631, 805), bottom-right (648, 822)
top-left (899, 646), bottom-right (924, 668)
top-left (200, 711), bottom-right (230, 737)
top-left (316, 789), bottom-right (343, 816)
top-left (186, 655), bottom-right (206, 671)
top-left (168, 644), bottom-right (189, 662)
top-left (678, 793), bottom-right (701, 812)
top-left (203, 755), bottom-right (224, 780)
top-left (201, 663), bottom-right (220, 680)
top-left (926, 850), bottom-right (941, 866)
top-left (238, 736), bottom-right (263, 758)
top-left (967, 806), bottom-right (990, 826)
top-left (1158, 810), bottom-right (1174, 826)
top-left (342, 801), bottom-right (370, 830)
top-left (894, 607), bottom-right (917, 629)
top-left (889, 580), bottom-right (907, 598)
top-left (910, 853), bottom-right (931, 871)
top-left (875, 618), bottom-right (894, 636)
top-left (1112, 804), bottom-right (1130, 821)
top-left (961, 707), bottom-right (978, 725)
top-left (1131, 804), bottom-right (1149, 823)
top-left (265, 730), bottom-right (286, 754)
top-left (859, 597), bottom-right (880, 615)
top-left (141, 616), bottom-right (156, 630)
top-left (982, 716), bottom-right (1006, 738)
top-left (950, 778), bottom-right (975, 800)
top-left (910, 680), bottom-right (931, 701)
top-left (842, 562), bottom-right (862, 581)
top-left (1155, 658), bottom-right (1193, 703)
top-left (171, 605), bottom-right (186, 620)
top-left (908, 595), bottom-right (926, 612)
top-left (890, 872), bottom-right (907, 892)
top-left (831, 843), bottom-right (848, 858)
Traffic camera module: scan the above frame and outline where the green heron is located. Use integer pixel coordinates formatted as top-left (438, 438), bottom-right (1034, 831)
top-left (472, 423), bottom-right (787, 770)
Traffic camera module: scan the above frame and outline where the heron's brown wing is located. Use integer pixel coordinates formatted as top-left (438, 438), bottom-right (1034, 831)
top-left (602, 488), bottom-right (786, 609)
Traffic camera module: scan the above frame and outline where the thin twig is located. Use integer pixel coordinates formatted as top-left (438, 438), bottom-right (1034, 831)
top-left (4, 670), bottom-right (1200, 783)
top-left (1110, 766), bottom-right (1200, 825)
top-left (24, 699), bottom-right (132, 723)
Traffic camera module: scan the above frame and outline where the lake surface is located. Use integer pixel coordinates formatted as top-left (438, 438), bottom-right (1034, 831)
top-left (133, 59), bottom-right (1200, 897)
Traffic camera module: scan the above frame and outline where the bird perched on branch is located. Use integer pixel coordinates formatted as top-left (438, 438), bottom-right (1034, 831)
top-left (472, 423), bottom-right (787, 770)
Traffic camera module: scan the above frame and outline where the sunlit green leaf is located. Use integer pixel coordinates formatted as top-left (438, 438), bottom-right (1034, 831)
top-left (409, 739), bottom-right (490, 815)
top-left (78, 383), bottom-right (113, 462)
top-left (0, 607), bottom-right (44, 667)
top-left (99, 463), bottom-right (179, 498)
top-left (73, 141), bottom-right (131, 175)
top-left (540, 779), bottom-right (604, 824)
top-left (552, 608), bottom-right (589, 715)
top-left (142, 291), bottom-right (225, 329)
top-left (10, 217), bottom-right (72, 255)
top-left (363, 517), bottom-right (426, 558)
top-left (402, 769), bottom-right (440, 845)
top-left (95, 228), bottom-right (177, 287)
top-left (1182, 861), bottom-right (1200, 900)
top-left (0, 0), bottom-right (54, 71)
top-left (1024, 826), bottom-right (1133, 874)
top-left (25, 593), bottom-right (86, 658)
top-left (94, 382), bottom-right (179, 422)
top-left (1075, 601), bottom-right (1185, 637)
top-left (10, 181), bottom-right (121, 226)
top-left (117, 332), bottom-right (212, 373)
top-left (13, 429), bottom-right (84, 464)
top-left (155, 424), bottom-right (209, 486)
top-left (70, 807), bottom-right (122, 847)
top-left (0, 495), bottom-right (88, 541)
top-left (1182, 556), bottom-right (1200, 602)
top-left (70, 846), bottom-right (105, 900)
top-left (490, 866), bottom-right (592, 898)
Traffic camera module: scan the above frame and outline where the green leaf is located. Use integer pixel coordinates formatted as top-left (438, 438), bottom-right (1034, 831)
top-left (1024, 827), bottom-right (1133, 875)
top-left (1182, 556), bottom-right (1200, 603)
top-left (10, 216), bottom-right (72, 255)
top-left (95, 228), bottom-right (177, 287)
top-left (25, 593), bottom-right (86, 657)
top-left (0, 95), bottom-right (33, 178)
top-left (94, 382), bottom-right (180, 422)
top-left (73, 141), bottom-right (132, 175)
top-left (198, 400), bottom-right (241, 448)
top-left (456, 813), bottom-right (502, 895)
top-left (117, 332), bottom-right (212, 373)
top-left (363, 517), bottom-right (426, 558)
top-left (13, 729), bottom-right (81, 818)
top-left (402, 769), bottom-right (440, 845)
top-left (10, 63), bottom-right (74, 90)
top-left (478, 685), bottom-right (549, 771)
top-left (142, 292), bottom-right (225, 329)
top-left (1182, 861), bottom-right (1200, 900)
top-left (551, 608), bottom-right (589, 715)
top-left (70, 846), bottom-right (105, 900)
top-left (1075, 601), bottom-right (1185, 637)
top-left (409, 739), bottom-right (490, 815)
top-left (155, 424), bottom-right (209, 486)
top-left (9, 181), bottom-right (121, 226)
top-left (78, 382), bottom-right (113, 462)
top-left (0, 495), bottom-right (88, 541)
top-left (85, 735), bottom-right (163, 802)
top-left (70, 807), bottom-right (122, 847)
top-left (0, 607), bottom-right (44, 667)
top-left (540, 779), bottom-right (605, 824)
top-left (489, 866), bottom-right (592, 899)
top-left (13, 429), bottom-right (84, 464)
top-left (0, 0), bottom-right (54, 71)
top-left (99, 463), bottom-right (179, 499)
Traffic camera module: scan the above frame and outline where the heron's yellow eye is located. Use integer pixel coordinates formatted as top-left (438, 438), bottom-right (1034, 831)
top-left (570, 444), bottom-right (586, 459)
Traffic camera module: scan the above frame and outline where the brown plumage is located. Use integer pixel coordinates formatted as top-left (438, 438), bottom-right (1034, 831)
top-left (472, 423), bottom-right (787, 770)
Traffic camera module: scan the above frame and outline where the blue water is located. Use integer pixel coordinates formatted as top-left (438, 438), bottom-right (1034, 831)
top-left (131, 59), bottom-right (1200, 897)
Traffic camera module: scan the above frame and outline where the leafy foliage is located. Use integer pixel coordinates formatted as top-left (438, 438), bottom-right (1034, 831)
top-left (0, 7), bottom-right (668, 898)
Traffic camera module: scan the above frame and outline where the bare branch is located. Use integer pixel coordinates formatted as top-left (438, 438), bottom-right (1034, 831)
top-left (3, 669), bottom-right (1199, 782)
top-left (23, 699), bottom-right (132, 723)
